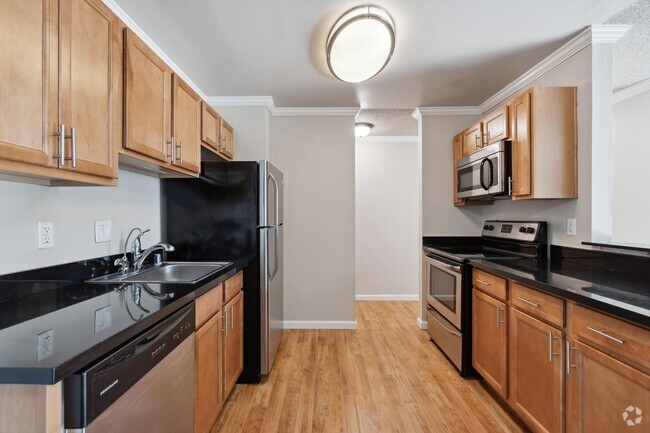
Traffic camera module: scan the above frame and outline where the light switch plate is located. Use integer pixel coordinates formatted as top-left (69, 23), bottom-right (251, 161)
top-left (37, 222), bottom-right (54, 249)
top-left (567, 218), bottom-right (577, 236)
top-left (94, 220), bottom-right (112, 243)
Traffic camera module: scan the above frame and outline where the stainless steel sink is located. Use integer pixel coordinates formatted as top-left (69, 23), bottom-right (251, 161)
top-left (87, 262), bottom-right (230, 284)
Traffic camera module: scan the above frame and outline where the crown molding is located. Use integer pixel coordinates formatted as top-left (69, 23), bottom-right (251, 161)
top-left (411, 108), bottom-right (422, 120)
top-left (613, 78), bottom-right (650, 104)
top-left (102, 0), bottom-right (208, 101)
top-left (272, 107), bottom-right (359, 117)
top-left (204, 96), bottom-right (275, 109)
top-left (478, 25), bottom-right (630, 113)
top-left (356, 135), bottom-right (419, 143)
top-left (417, 107), bottom-right (481, 116)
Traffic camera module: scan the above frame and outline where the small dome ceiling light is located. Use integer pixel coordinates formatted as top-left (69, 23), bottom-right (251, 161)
top-left (326, 5), bottom-right (396, 83)
top-left (355, 122), bottom-right (374, 137)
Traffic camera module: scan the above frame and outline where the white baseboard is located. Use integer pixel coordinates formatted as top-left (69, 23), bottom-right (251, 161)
top-left (355, 294), bottom-right (419, 301)
top-left (417, 317), bottom-right (428, 330)
top-left (283, 320), bottom-right (358, 330)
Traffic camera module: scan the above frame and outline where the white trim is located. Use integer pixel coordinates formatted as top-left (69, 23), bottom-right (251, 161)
top-left (283, 321), bottom-right (358, 330)
top-left (417, 317), bottom-right (428, 330)
top-left (591, 24), bottom-right (631, 44)
top-left (417, 107), bottom-right (481, 116)
top-left (101, 0), bottom-right (208, 100)
top-left (355, 294), bottom-right (419, 301)
top-left (205, 96), bottom-right (275, 109)
top-left (272, 107), bottom-right (359, 117)
top-left (355, 136), bottom-right (418, 143)
top-left (613, 78), bottom-right (650, 104)
top-left (411, 108), bottom-right (422, 120)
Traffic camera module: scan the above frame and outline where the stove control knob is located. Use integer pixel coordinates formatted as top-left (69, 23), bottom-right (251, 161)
top-left (483, 224), bottom-right (489, 230)
top-left (526, 227), bottom-right (536, 234)
top-left (519, 227), bottom-right (527, 233)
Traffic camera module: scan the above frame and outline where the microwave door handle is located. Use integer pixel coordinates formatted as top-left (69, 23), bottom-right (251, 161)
top-left (479, 158), bottom-right (489, 190)
top-left (487, 158), bottom-right (495, 188)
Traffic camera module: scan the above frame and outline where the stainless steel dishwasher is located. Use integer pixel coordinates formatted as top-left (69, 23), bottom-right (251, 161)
top-left (64, 304), bottom-right (195, 433)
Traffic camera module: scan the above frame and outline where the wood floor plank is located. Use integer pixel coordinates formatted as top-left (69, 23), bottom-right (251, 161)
top-left (211, 301), bottom-right (528, 433)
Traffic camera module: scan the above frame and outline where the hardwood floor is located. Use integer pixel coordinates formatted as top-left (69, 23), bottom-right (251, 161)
top-left (212, 301), bottom-right (528, 433)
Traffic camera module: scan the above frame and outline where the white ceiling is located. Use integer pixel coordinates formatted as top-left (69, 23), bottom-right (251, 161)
top-left (113, 0), bottom-right (637, 108)
top-left (356, 109), bottom-right (418, 136)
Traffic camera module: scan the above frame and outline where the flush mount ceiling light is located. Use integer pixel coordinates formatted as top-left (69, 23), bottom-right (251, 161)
top-left (326, 5), bottom-right (396, 83)
top-left (355, 122), bottom-right (374, 137)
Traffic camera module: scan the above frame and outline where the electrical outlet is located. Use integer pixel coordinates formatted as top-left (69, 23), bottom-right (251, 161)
top-left (94, 306), bottom-right (112, 333)
top-left (37, 329), bottom-right (54, 361)
top-left (37, 222), bottom-right (54, 249)
top-left (567, 218), bottom-right (577, 236)
top-left (94, 220), bottom-right (112, 243)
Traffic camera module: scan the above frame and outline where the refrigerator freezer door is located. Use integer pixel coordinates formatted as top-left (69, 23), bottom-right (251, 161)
top-left (260, 225), bottom-right (284, 375)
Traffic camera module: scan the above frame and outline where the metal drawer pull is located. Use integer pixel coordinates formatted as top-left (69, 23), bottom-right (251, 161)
top-left (548, 331), bottom-right (559, 362)
top-left (476, 279), bottom-right (490, 286)
top-left (517, 297), bottom-right (540, 308)
top-left (566, 341), bottom-right (577, 374)
top-left (428, 310), bottom-right (461, 337)
top-left (587, 327), bottom-right (625, 344)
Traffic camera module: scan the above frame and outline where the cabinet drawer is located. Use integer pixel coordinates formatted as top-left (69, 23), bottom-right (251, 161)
top-left (224, 271), bottom-right (243, 302)
top-left (568, 303), bottom-right (650, 370)
top-left (196, 283), bottom-right (224, 328)
top-left (473, 269), bottom-right (507, 301)
top-left (511, 282), bottom-right (564, 328)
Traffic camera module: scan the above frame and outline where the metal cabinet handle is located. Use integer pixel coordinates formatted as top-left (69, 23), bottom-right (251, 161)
top-left (223, 309), bottom-right (229, 337)
top-left (476, 279), bottom-right (490, 286)
top-left (69, 127), bottom-right (76, 168)
top-left (496, 305), bottom-right (505, 328)
top-left (475, 134), bottom-right (480, 149)
top-left (508, 176), bottom-right (514, 196)
top-left (548, 331), bottom-right (559, 362)
top-left (53, 124), bottom-right (66, 167)
top-left (167, 137), bottom-right (175, 162)
top-left (427, 308), bottom-right (462, 337)
top-left (230, 305), bottom-right (234, 329)
top-left (517, 297), bottom-right (540, 308)
top-left (566, 341), bottom-right (577, 374)
top-left (587, 327), bottom-right (625, 344)
top-left (177, 140), bottom-right (183, 164)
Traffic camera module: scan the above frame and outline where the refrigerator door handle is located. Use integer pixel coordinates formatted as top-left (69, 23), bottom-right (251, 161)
top-left (269, 225), bottom-right (279, 280)
top-left (268, 172), bottom-right (279, 227)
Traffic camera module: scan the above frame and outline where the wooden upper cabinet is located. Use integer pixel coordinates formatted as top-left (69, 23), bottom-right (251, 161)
top-left (0, 0), bottom-right (54, 167)
top-left (220, 119), bottom-right (234, 160)
top-left (510, 87), bottom-right (577, 200)
top-left (58, 0), bottom-right (118, 179)
top-left (483, 105), bottom-right (510, 145)
top-left (566, 339), bottom-right (650, 433)
top-left (224, 291), bottom-right (244, 397)
top-left (453, 133), bottom-right (465, 206)
top-left (472, 288), bottom-right (508, 398)
top-left (171, 74), bottom-right (201, 173)
top-left (462, 122), bottom-right (482, 156)
top-left (195, 311), bottom-right (224, 433)
top-left (123, 28), bottom-right (171, 163)
top-left (201, 102), bottom-right (221, 152)
top-left (509, 308), bottom-right (564, 433)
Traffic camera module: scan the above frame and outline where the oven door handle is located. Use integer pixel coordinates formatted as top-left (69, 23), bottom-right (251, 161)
top-left (427, 307), bottom-right (462, 337)
top-left (427, 258), bottom-right (461, 274)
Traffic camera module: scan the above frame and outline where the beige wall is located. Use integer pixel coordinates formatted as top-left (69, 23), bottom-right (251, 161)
top-left (0, 170), bottom-right (161, 275)
top-left (271, 116), bottom-right (356, 327)
top-left (355, 138), bottom-right (419, 299)
top-left (214, 106), bottom-right (270, 161)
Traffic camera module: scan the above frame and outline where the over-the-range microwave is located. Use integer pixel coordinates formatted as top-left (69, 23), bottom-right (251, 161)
top-left (456, 141), bottom-right (511, 200)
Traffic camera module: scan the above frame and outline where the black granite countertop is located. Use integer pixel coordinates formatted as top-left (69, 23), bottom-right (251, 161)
top-left (469, 255), bottom-right (650, 328)
top-left (0, 257), bottom-right (248, 385)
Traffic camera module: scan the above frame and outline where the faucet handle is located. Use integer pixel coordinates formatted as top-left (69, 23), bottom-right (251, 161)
top-left (114, 256), bottom-right (130, 275)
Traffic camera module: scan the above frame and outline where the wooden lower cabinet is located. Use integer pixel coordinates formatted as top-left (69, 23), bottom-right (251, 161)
top-left (472, 288), bottom-right (508, 398)
top-left (566, 339), bottom-right (650, 433)
top-left (224, 291), bottom-right (244, 396)
top-left (509, 308), bottom-right (564, 433)
top-left (195, 311), bottom-right (224, 433)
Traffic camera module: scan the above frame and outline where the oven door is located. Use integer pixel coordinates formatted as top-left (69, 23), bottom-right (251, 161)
top-left (424, 253), bottom-right (463, 330)
top-left (457, 145), bottom-right (508, 199)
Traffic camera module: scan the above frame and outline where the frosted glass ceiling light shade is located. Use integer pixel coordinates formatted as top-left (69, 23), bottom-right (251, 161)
top-left (355, 122), bottom-right (373, 137)
top-left (326, 5), bottom-right (395, 83)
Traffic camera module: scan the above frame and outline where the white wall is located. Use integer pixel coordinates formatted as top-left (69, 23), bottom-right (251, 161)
top-left (0, 170), bottom-right (161, 275)
top-left (355, 138), bottom-right (419, 300)
top-left (270, 116), bottom-right (356, 327)
top-left (213, 106), bottom-right (271, 161)
top-left (421, 115), bottom-right (483, 236)
top-left (612, 89), bottom-right (650, 244)
top-left (480, 46), bottom-right (595, 246)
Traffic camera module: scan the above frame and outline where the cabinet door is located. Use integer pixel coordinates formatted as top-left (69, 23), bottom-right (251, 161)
top-left (0, 0), bottom-right (55, 167)
top-left (220, 119), bottom-right (234, 160)
top-left (201, 102), bottom-right (221, 152)
top-left (123, 28), bottom-right (171, 163)
top-left (224, 291), bottom-right (243, 397)
top-left (58, 0), bottom-right (117, 178)
top-left (472, 289), bottom-right (508, 398)
top-left (462, 122), bottom-right (482, 155)
top-left (509, 308), bottom-right (563, 433)
top-left (483, 105), bottom-right (510, 144)
top-left (171, 74), bottom-right (200, 173)
top-left (566, 339), bottom-right (650, 433)
top-left (195, 312), bottom-right (224, 433)
top-left (452, 133), bottom-right (465, 206)
top-left (511, 91), bottom-right (532, 197)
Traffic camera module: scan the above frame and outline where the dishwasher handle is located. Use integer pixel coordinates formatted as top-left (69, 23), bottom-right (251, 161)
top-left (63, 303), bottom-right (195, 429)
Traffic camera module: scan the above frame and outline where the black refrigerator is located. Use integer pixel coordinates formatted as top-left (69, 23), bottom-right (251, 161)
top-left (161, 160), bottom-right (284, 383)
